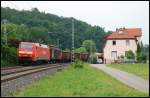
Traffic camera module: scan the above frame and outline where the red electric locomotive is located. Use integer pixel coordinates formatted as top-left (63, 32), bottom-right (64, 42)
top-left (17, 42), bottom-right (50, 63)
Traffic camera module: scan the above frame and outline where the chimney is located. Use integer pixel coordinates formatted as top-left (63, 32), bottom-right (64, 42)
top-left (119, 28), bottom-right (123, 31)
top-left (118, 28), bottom-right (123, 34)
top-left (123, 27), bottom-right (125, 30)
top-left (116, 28), bottom-right (118, 32)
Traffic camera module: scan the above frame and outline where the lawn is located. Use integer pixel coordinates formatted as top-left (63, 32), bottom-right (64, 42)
top-left (12, 62), bottom-right (148, 97)
top-left (107, 63), bottom-right (149, 80)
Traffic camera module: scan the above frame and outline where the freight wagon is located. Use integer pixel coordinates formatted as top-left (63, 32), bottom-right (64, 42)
top-left (61, 51), bottom-right (71, 62)
top-left (49, 45), bottom-right (62, 63)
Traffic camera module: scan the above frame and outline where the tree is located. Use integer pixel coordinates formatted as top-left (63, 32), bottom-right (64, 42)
top-left (137, 41), bottom-right (143, 53)
top-left (136, 42), bottom-right (148, 63)
top-left (31, 8), bottom-right (39, 12)
top-left (136, 52), bottom-right (147, 63)
top-left (82, 40), bottom-right (96, 53)
top-left (136, 44), bottom-right (148, 63)
top-left (30, 26), bottom-right (49, 44)
top-left (18, 24), bottom-right (30, 40)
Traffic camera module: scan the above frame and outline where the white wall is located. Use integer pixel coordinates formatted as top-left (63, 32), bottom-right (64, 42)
top-left (103, 39), bottom-right (137, 63)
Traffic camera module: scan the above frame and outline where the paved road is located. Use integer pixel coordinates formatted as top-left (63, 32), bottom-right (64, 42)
top-left (90, 64), bottom-right (149, 93)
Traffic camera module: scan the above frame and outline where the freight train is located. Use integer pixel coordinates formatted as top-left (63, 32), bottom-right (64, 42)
top-left (17, 42), bottom-right (89, 64)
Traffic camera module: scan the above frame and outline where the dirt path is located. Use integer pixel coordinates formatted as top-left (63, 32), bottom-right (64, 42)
top-left (90, 64), bottom-right (149, 93)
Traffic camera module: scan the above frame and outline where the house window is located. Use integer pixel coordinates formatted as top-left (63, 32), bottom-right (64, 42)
top-left (112, 40), bottom-right (116, 45)
top-left (126, 40), bottom-right (130, 46)
top-left (111, 51), bottom-right (117, 58)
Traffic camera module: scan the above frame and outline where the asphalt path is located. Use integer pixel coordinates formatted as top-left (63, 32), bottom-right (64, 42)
top-left (90, 64), bottom-right (149, 94)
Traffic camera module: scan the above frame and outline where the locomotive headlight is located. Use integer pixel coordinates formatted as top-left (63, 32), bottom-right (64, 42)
top-left (19, 51), bottom-right (32, 54)
top-left (19, 51), bottom-right (25, 53)
top-left (26, 52), bottom-right (32, 54)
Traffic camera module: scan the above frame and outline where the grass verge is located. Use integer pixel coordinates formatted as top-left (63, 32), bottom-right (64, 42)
top-left (12, 62), bottom-right (148, 97)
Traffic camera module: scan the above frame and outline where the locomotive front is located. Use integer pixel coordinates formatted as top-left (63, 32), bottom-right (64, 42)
top-left (17, 42), bottom-right (35, 63)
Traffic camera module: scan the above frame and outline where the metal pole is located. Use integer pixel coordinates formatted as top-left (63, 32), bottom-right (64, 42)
top-left (90, 43), bottom-right (93, 63)
top-left (3, 19), bottom-right (8, 64)
top-left (4, 19), bottom-right (7, 46)
top-left (71, 18), bottom-right (75, 63)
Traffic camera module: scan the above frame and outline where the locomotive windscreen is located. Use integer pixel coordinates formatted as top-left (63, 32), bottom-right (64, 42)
top-left (19, 43), bottom-right (33, 50)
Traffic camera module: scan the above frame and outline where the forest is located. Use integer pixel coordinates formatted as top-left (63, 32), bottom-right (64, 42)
top-left (1, 7), bottom-right (108, 66)
top-left (1, 7), bottom-right (107, 50)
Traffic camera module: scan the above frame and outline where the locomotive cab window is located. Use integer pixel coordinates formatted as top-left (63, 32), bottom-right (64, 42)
top-left (19, 43), bottom-right (33, 50)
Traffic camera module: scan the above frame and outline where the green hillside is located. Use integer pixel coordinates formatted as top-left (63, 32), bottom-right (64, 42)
top-left (1, 7), bottom-right (108, 67)
top-left (1, 7), bottom-right (107, 51)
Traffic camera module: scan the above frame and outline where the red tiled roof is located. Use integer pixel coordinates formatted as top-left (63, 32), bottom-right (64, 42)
top-left (106, 28), bottom-right (142, 40)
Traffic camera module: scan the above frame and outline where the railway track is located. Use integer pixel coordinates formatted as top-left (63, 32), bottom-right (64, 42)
top-left (1, 66), bottom-right (24, 70)
top-left (1, 62), bottom-right (44, 71)
top-left (1, 63), bottom-right (66, 83)
top-left (1, 63), bottom-right (69, 97)
top-left (1, 64), bottom-right (56, 76)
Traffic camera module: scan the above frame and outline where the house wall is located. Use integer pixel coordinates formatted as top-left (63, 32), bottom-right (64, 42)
top-left (103, 39), bottom-right (137, 64)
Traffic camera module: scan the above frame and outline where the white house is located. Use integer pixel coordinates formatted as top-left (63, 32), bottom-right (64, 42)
top-left (103, 27), bottom-right (142, 64)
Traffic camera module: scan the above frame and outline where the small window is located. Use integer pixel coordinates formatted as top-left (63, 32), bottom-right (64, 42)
top-left (112, 40), bottom-right (116, 45)
top-left (126, 40), bottom-right (130, 46)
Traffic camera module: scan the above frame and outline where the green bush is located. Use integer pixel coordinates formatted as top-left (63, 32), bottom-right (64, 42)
top-left (1, 59), bottom-right (7, 67)
top-left (71, 59), bottom-right (84, 68)
top-left (1, 45), bottom-right (17, 67)
top-left (125, 50), bottom-right (135, 59)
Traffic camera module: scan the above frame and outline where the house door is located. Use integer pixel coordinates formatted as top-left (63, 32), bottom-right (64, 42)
top-left (111, 51), bottom-right (117, 60)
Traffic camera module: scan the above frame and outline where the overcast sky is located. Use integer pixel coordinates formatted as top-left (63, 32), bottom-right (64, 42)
top-left (1, 1), bottom-right (149, 45)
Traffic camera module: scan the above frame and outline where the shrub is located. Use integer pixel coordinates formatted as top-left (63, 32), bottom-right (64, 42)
top-left (125, 50), bottom-right (135, 59)
top-left (120, 55), bottom-right (124, 59)
top-left (71, 59), bottom-right (84, 68)
top-left (1, 45), bottom-right (17, 67)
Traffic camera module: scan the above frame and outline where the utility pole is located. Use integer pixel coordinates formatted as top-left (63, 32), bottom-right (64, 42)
top-left (71, 18), bottom-right (75, 63)
top-left (4, 19), bottom-right (7, 46)
top-left (2, 19), bottom-right (8, 64)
